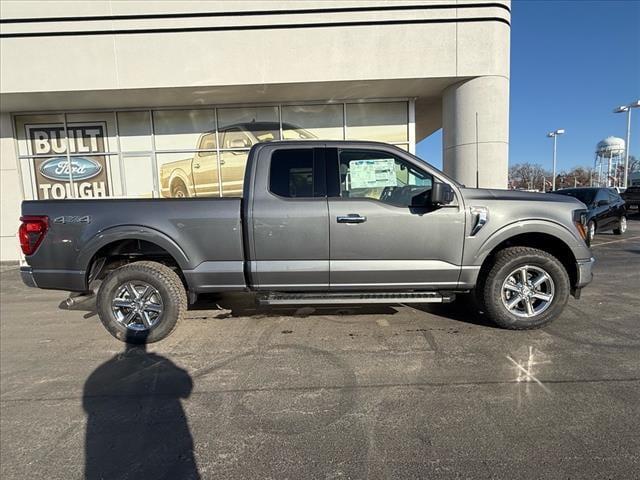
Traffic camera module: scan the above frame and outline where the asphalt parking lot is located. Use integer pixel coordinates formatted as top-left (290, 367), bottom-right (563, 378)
top-left (1, 213), bottom-right (639, 479)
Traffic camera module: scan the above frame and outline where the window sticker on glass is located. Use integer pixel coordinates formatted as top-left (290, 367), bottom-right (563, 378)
top-left (348, 158), bottom-right (397, 189)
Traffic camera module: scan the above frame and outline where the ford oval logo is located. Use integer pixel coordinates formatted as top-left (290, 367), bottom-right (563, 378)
top-left (39, 157), bottom-right (102, 182)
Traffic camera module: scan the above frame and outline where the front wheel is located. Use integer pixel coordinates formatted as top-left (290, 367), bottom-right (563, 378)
top-left (96, 261), bottom-right (187, 343)
top-left (613, 215), bottom-right (627, 235)
top-left (479, 247), bottom-right (570, 330)
top-left (587, 220), bottom-right (596, 243)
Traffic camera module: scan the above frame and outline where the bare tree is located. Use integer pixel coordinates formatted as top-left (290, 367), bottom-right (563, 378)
top-left (509, 163), bottom-right (550, 191)
top-left (558, 166), bottom-right (595, 189)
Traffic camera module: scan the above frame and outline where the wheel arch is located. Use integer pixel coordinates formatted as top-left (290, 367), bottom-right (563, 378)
top-left (476, 230), bottom-right (579, 290)
top-left (79, 226), bottom-right (191, 289)
top-left (169, 175), bottom-right (189, 195)
top-left (163, 167), bottom-right (192, 198)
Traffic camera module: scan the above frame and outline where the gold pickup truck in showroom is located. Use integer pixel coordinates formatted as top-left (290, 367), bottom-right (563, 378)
top-left (159, 121), bottom-right (314, 197)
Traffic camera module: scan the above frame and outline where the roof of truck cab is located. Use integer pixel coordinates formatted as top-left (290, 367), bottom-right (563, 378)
top-left (259, 139), bottom-right (405, 147)
top-left (248, 140), bottom-right (462, 187)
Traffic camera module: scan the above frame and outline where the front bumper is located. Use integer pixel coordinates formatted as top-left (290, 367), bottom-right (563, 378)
top-left (20, 266), bottom-right (38, 288)
top-left (575, 257), bottom-right (595, 288)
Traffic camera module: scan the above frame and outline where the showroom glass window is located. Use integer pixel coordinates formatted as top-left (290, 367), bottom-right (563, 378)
top-left (13, 101), bottom-right (411, 200)
top-left (13, 113), bottom-right (119, 200)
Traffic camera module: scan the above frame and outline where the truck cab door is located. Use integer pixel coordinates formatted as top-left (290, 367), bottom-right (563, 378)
top-left (191, 132), bottom-right (220, 197)
top-left (219, 128), bottom-right (253, 197)
top-left (247, 146), bottom-right (329, 290)
top-left (326, 147), bottom-right (465, 290)
top-left (593, 189), bottom-right (611, 229)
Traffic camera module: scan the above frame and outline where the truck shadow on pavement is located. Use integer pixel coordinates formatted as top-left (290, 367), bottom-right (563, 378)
top-left (191, 292), bottom-right (495, 328)
top-left (83, 331), bottom-right (200, 480)
top-left (62, 290), bottom-right (493, 329)
top-left (190, 292), bottom-right (399, 319)
top-left (410, 297), bottom-right (497, 328)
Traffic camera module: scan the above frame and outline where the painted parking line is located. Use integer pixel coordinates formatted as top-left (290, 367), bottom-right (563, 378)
top-left (591, 235), bottom-right (640, 247)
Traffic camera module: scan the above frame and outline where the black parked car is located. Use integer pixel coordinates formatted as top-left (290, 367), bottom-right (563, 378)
top-left (621, 185), bottom-right (640, 211)
top-left (552, 187), bottom-right (627, 243)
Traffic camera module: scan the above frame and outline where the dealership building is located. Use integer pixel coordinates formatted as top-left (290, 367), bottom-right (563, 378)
top-left (0, 0), bottom-right (511, 261)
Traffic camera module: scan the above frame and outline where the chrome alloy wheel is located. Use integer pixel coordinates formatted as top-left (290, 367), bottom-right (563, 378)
top-left (620, 216), bottom-right (627, 233)
top-left (111, 281), bottom-right (164, 331)
top-left (501, 265), bottom-right (555, 318)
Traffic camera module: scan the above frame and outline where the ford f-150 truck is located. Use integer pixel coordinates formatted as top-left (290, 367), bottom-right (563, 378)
top-left (621, 185), bottom-right (640, 211)
top-left (19, 141), bottom-right (594, 343)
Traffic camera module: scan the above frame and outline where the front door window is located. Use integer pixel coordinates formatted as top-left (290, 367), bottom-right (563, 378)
top-left (338, 149), bottom-right (433, 207)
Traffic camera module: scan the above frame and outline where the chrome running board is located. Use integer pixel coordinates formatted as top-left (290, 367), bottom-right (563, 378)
top-left (258, 291), bottom-right (455, 306)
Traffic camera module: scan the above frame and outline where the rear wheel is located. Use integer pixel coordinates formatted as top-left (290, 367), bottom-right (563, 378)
top-left (96, 261), bottom-right (187, 343)
top-left (613, 215), bottom-right (627, 235)
top-left (479, 247), bottom-right (570, 330)
top-left (171, 181), bottom-right (189, 198)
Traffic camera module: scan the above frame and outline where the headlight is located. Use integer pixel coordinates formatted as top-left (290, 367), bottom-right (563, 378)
top-left (573, 209), bottom-right (588, 242)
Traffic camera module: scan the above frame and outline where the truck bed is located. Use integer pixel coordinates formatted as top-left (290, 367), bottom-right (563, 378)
top-left (21, 197), bottom-right (246, 292)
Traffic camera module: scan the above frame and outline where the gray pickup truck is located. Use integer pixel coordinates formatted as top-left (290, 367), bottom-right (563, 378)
top-left (19, 141), bottom-right (594, 343)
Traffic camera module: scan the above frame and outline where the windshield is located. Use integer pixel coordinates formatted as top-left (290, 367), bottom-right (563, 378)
top-left (245, 124), bottom-right (315, 142)
top-left (248, 129), bottom-right (280, 142)
top-left (282, 127), bottom-right (316, 140)
top-left (554, 188), bottom-right (596, 205)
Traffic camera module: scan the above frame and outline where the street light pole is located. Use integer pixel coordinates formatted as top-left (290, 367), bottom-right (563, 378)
top-left (614, 100), bottom-right (640, 188)
top-left (547, 129), bottom-right (565, 191)
top-left (623, 108), bottom-right (631, 187)
top-left (553, 135), bottom-right (557, 190)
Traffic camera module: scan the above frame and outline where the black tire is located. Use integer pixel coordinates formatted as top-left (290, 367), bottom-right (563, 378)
top-left (479, 247), bottom-right (570, 330)
top-left (96, 261), bottom-right (187, 343)
top-left (171, 181), bottom-right (189, 198)
top-left (587, 220), bottom-right (596, 244)
top-left (613, 215), bottom-right (627, 235)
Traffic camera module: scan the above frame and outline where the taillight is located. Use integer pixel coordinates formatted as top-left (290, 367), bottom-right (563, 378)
top-left (19, 216), bottom-right (48, 255)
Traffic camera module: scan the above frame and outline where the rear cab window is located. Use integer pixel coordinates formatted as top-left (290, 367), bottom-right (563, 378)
top-left (268, 148), bottom-right (326, 198)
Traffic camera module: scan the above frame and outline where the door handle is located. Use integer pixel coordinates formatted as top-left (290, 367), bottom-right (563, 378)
top-left (337, 214), bottom-right (367, 224)
top-left (193, 163), bottom-right (201, 169)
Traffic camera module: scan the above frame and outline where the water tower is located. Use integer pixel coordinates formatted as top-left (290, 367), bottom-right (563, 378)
top-left (594, 136), bottom-right (625, 187)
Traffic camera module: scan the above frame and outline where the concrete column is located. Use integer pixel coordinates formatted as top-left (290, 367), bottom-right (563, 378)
top-left (442, 76), bottom-right (509, 189)
top-left (1, 112), bottom-right (23, 261)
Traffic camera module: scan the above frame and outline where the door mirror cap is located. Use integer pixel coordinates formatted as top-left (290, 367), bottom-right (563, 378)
top-left (430, 183), bottom-right (455, 206)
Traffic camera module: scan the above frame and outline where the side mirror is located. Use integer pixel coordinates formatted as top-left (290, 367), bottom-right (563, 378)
top-left (596, 199), bottom-right (609, 207)
top-left (430, 182), bottom-right (455, 206)
top-left (230, 138), bottom-right (251, 149)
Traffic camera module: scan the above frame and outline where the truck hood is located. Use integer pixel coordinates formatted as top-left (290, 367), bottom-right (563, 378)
top-left (459, 188), bottom-right (586, 208)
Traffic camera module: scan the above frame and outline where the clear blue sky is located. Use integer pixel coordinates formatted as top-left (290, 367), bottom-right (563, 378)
top-left (417, 0), bottom-right (640, 172)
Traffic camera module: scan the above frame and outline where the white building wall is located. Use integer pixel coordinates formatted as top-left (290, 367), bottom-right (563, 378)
top-left (1, 1), bottom-right (510, 95)
top-left (0, 0), bottom-right (511, 261)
